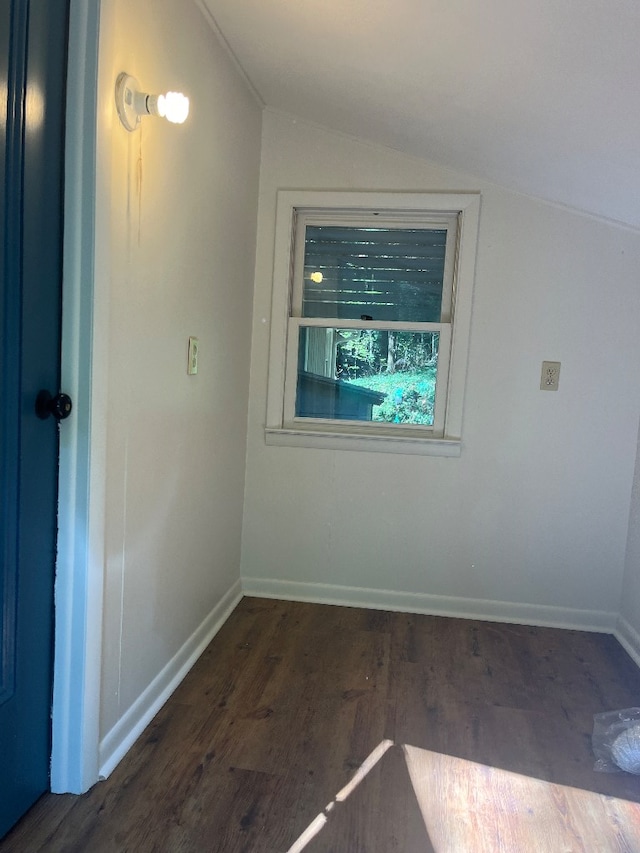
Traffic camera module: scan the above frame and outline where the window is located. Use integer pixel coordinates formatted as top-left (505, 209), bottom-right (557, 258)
top-left (266, 191), bottom-right (480, 456)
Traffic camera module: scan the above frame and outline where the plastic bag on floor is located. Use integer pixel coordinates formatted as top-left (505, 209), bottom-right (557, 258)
top-left (593, 707), bottom-right (640, 773)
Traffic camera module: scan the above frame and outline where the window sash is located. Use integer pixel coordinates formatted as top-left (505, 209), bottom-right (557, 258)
top-left (291, 211), bottom-right (459, 324)
top-left (283, 319), bottom-right (451, 436)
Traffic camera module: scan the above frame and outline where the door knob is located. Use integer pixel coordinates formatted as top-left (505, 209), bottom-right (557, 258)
top-left (35, 390), bottom-right (73, 421)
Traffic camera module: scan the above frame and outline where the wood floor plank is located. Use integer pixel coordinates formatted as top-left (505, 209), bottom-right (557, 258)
top-left (4, 597), bottom-right (640, 852)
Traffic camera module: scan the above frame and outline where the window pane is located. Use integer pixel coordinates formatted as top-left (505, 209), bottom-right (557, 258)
top-left (302, 226), bottom-right (447, 322)
top-left (295, 327), bottom-right (439, 426)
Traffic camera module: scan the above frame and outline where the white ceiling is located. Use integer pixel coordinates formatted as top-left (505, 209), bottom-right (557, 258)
top-left (202, 0), bottom-right (640, 229)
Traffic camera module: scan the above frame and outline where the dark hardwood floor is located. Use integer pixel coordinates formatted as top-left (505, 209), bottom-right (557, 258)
top-left (4, 597), bottom-right (640, 852)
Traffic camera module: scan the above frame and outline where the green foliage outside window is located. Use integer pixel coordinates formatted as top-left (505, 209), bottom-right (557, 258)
top-left (336, 330), bottom-right (438, 426)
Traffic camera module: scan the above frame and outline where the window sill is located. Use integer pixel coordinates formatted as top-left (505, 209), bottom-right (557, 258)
top-left (264, 427), bottom-right (461, 457)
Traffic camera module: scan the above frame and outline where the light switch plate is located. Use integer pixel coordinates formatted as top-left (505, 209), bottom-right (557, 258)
top-left (540, 360), bottom-right (560, 391)
top-left (188, 337), bottom-right (199, 375)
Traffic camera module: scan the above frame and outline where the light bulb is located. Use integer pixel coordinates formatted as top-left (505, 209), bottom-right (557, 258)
top-left (310, 271), bottom-right (323, 283)
top-left (157, 91), bottom-right (190, 124)
top-left (115, 73), bottom-right (192, 131)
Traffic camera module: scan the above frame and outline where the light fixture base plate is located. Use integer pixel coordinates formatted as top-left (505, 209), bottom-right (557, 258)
top-left (115, 72), bottom-right (141, 132)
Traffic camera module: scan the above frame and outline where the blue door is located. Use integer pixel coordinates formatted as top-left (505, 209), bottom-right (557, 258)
top-left (0, 0), bottom-right (70, 837)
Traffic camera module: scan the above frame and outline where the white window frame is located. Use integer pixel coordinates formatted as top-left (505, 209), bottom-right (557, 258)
top-left (265, 191), bottom-right (481, 457)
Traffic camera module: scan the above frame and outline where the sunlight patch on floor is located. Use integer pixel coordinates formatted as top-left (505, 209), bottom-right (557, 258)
top-left (286, 739), bottom-right (393, 853)
top-left (287, 739), bottom-right (640, 852)
top-left (404, 744), bottom-right (640, 852)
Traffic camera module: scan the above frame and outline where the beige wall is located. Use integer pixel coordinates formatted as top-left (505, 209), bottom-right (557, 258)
top-left (98, 0), bottom-right (261, 739)
top-left (241, 110), bottom-right (640, 624)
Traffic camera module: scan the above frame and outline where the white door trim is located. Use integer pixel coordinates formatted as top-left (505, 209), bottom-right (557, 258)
top-left (50, 0), bottom-right (105, 794)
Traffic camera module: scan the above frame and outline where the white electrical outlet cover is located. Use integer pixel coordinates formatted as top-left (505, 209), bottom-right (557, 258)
top-left (540, 360), bottom-right (560, 391)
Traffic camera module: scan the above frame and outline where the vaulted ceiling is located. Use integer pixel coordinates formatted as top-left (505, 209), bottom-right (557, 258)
top-left (202, 0), bottom-right (640, 229)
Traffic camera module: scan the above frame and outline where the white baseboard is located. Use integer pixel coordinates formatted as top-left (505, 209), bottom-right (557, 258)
top-left (98, 579), bottom-right (242, 780)
top-left (615, 615), bottom-right (640, 668)
top-left (241, 577), bottom-right (618, 633)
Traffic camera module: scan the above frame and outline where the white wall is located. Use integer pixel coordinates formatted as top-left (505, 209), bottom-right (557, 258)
top-left (241, 110), bottom-right (640, 628)
top-left (98, 0), bottom-right (261, 755)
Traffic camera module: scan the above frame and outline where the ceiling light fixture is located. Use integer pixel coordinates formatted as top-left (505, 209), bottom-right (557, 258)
top-left (115, 72), bottom-right (190, 132)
